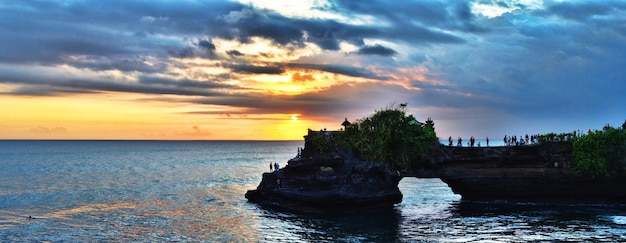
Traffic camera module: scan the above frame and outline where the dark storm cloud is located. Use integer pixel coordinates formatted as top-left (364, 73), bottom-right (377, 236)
top-left (356, 45), bottom-right (397, 56)
top-left (0, 0), bottom-right (467, 78)
top-left (7, 86), bottom-right (98, 96)
top-left (0, 71), bottom-right (227, 97)
top-left (0, 0), bottom-right (243, 64)
top-left (217, 5), bottom-right (466, 51)
top-left (545, 1), bottom-right (626, 22)
top-left (63, 56), bottom-right (168, 73)
top-left (324, 0), bottom-right (484, 33)
top-left (138, 76), bottom-right (237, 90)
top-left (224, 64), bottom-right (285, 75)
top-left (198, 40), bottom-right (216, 51)
top-left (227, 50), bottom-right (245, 57)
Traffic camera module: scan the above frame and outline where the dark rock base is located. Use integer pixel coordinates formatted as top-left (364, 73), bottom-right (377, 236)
top-left (245, 155), bottom-right (403, 212)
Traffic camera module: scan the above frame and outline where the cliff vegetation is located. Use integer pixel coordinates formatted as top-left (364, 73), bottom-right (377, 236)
top-left (539, 121), bottom-right (626, 176)
top-left (310, 104), bottom-right (438, 170)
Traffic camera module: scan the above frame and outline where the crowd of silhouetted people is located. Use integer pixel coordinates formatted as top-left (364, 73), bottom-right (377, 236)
top-left (448, 134), bottom-right (541, 147)
top-left (503, 134), bottom-right (539, 146)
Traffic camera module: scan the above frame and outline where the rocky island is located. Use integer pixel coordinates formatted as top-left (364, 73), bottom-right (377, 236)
top-left (245, 129), bottom-right (403, 211)
top-left (246, 106), bottom-right (626, 210)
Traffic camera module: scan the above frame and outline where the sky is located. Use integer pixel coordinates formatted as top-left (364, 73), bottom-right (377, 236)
top-left (1, 0), bottom-right (625, 140)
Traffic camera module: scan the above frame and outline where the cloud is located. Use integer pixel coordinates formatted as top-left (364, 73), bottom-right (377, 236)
top-left (287, 63), bottom-right (388, 80)
top-left (224, 63), bottom-right (285, 74)
top-left (197, 39), bottom-right (217, 58)
top-left (1, 0), bottom-right (626, 139)
top-left (0, 69), bottom-right (229, 97)
top-left (356, 44), bottom-right (397, 56)
top-left (292, 73), bottom-right (315, 82)
top-left (227, 50), bottom-right (245, 57)
top-left (138, 76), bottom-right (235, 90)
top-left (545, 1), bottom-right (626, 22)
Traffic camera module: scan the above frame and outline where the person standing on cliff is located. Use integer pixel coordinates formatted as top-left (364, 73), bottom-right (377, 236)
top-left (270, 163), bottom-right (273, 172)
top-left (486, 137), bottom-right (489, 147)
top-left (449, 136), bottom-right (453, 146)
top-left (526, 133), bottom-right (530, 144)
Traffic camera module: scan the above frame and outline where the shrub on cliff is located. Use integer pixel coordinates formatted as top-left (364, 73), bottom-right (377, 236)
top-left (335, 104), bottom-right (438, 170)
top-left (572, 127), bottom-right (626, 176)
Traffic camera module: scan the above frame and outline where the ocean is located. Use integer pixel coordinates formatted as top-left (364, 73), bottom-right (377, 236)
top-left (1, 140), bottom-right (626, 242)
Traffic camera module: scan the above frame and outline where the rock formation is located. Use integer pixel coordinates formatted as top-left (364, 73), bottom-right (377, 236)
top-left (245, 131), bottom-right (402, 211)
top-left (411, 143), bottom-right (626, 203)
top-left (247, 131), bottom-right (626, 210)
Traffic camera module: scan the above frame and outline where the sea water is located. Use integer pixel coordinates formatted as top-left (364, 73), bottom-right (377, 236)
top-left (1, 140), bottom-right (626, 242)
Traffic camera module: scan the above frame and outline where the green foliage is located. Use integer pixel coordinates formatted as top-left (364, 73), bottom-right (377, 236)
top-left (338, 104), bottom-right (438, 170)
top-left (571, 127), bottom-right (626, 176)
top-left (572, 131), bottom-right (608, 176)
top-left (538, 132), bottom-right (576, 143)
top-left (310, 131), bottom-right (334, 153)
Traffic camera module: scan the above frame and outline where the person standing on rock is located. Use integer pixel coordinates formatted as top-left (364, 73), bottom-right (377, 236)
top-left (270, 163), bottom-right (273, 172)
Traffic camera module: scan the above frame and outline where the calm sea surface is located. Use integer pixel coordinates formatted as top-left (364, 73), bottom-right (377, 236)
top-left (1, 140), bottom-right (626, 242)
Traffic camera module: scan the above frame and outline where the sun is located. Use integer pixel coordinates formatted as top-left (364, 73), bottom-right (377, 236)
top-left (291, 114), bottom-right (298, 121)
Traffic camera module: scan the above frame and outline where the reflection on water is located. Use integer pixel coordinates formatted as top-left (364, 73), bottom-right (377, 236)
top-left (1, 141), bottom-right (626, 242)
top-left (0, 185), bottom-right (261, 242)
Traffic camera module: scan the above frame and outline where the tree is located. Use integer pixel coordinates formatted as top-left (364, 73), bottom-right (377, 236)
top-left (342, 104), bottom-right (438, 170)
top-left (572, 127), bottom-right (626, 175)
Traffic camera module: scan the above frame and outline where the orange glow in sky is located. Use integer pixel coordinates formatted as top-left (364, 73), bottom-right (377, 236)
top-left (0, 93), bottom-right (331, 140)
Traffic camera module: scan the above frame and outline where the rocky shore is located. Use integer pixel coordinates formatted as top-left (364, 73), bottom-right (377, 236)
top-left (247, 131), bottom-right (626, 211)
top-left (245, 135), bottom-right (402, 212)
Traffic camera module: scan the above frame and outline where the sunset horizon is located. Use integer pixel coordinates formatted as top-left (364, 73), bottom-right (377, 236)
top-left (2, 0), bottom-right (625, 140)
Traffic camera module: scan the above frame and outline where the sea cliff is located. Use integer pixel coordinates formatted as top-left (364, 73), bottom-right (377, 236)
top-left (247, 108), bottom-right (626, 210)
top-left (411, 143), bottom-right (626, 203)
top-left (245, 131), bottom-right (402, 211)
top-left (247, 132), bottom-right (626, 210)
